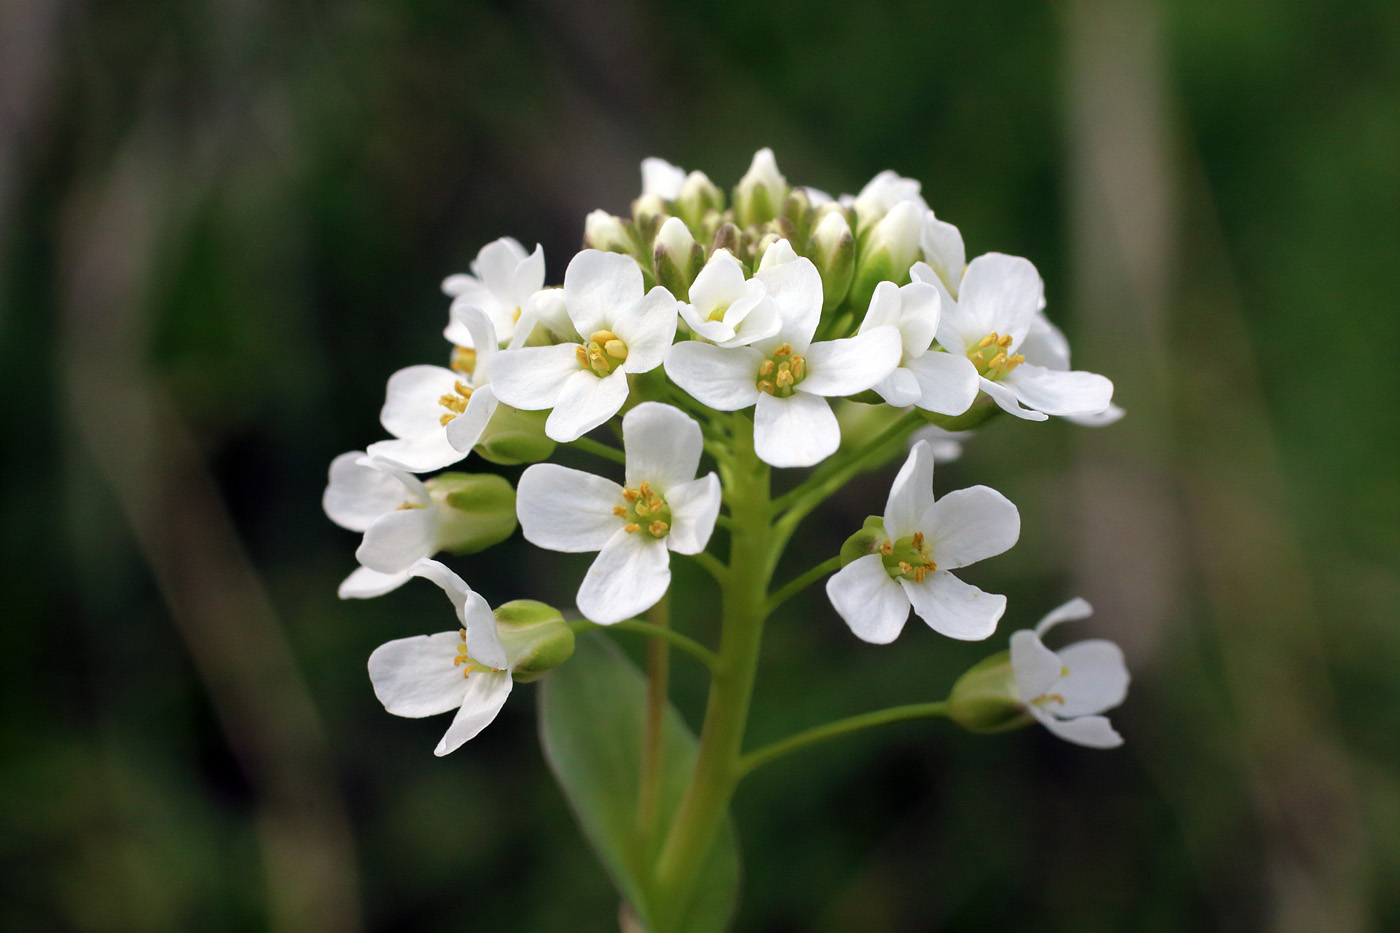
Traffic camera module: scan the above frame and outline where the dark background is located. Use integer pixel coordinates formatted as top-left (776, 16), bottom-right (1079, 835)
top-left (2, 0), bottom-right (1397, 929)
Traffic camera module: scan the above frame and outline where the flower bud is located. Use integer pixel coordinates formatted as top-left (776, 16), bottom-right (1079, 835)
top-left (473, 403), bottom-right (557, 465)
top-left (631, 193), bottom-right (668, 234)
top-left (806, 211), bottom-right (855, 312)
top-left (850, 200), bottom-right (923, 312)
top-left (946, 651), bottom-right (1033, 734)
top-left (652, 216), bottom-right (706, 300)
top-left (584, 210), bottom-right (632, 254)
top-left (493, 600), bottom-right (574, 682)
top-left (675, 170), bottom-right (725, 230)
top-left (733, 147), bottom-right (788, 229)
top-left (424, 472), bottom-right (518, 555)
top-left (756, 237), bottom-right (799, 271)
top-left (710, 221), bottom-right (743, 259)
top-left (838, 515), bottom-right (888, 566)
top-left (852, 169), bottom-right (925, 232)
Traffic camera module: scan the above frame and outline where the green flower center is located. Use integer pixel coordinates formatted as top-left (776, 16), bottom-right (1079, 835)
top-left (613, 480), bottom-right (672, 539)
top-left (575, 329), bottom-right (630, 377)
top-left (755, 343), bottom-right (806, 398)
top-left (879, 531), bottom-right (937, 583)
top-left (967, 332), bottom-right (1025, 380)
top-left (705, 301), bottom-right (732, 323)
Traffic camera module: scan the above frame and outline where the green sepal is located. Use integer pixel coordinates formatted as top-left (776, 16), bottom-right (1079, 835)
top-left (839, 515), bottom-right (887, 566)
top-left (495, 600), bottom-right (573, 683)
top-left (946, 650), bottom-right (1033, 734)
top-left (425, 472), bottom-right (517, 555)
top-left (918, 392), bottom-right (1002, 432)
top-left (474, 404), bottom-right (557, 465)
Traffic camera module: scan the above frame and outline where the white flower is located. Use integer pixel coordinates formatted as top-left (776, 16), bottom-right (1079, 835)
top-left (825, 440), bottom-right (1019, 643)
top-left (665, 257), bottom-right (902, 468)
top-left (1009, 598), bottom-right (1129, 748)
top-left (489, 250), bottom-right (677, 442)
top-left (641, 157), bottom-right (687, 199)
top-left (323, 452), bottom-right (440, 597)
top-left (515, 402), bottom-right (721, 625)
top-left (442, 237), bottom-right (545, 347)
top-left (911, 253), bottom-right (1114, 422)
top-left (852, 170), bottom-right (928, 230)
top-left (918, 212), bottom-right (966, 299)
top-left (677, 249), bottom-right (779, 347)
top-left (366, 305), bottom-right (502, 472)
top-left (858, 279), bottom-right (977, 415)
top-left (367, 560), bottom-right (514, 756)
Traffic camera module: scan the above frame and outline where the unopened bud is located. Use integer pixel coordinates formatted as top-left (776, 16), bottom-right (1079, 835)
top-left (946, 652), bottom-right (1032, 734)
top-left (733, 147), bottom-right (788, 229)
top-left (757, 237), bottom-right (800, 270)
top-left (584, 210), bottom-right (632, 254)
top-left (852, 170), bottom-right (925, 232)
top-left (424, 473), bottom-right (517, 555)
top-left (850, 200), bottom-right (923, 311)
top-left (631, 193), bottom-right (668, 234)
top-left (838, 515), bottom-right (888, 566)
top-left (493, 600), bottom-right (574, 682)
top-left (675, 170), bottom-right (724, 229)
top-left (806, 211), bottom-right (855, 312)
top-left (711, 221), bottom-right (743, 258)
top-left (473, 403), bottom-right (557, 465)
top-left (652, 217), bottom-right (706, 300)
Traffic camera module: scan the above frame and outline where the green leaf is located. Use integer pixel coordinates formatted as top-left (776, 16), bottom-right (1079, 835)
top-left (539, 633), bottom-right (740, 932)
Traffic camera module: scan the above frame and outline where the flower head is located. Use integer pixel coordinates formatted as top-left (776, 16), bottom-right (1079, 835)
top-left (442, 237), bottom-right (546, 347)
top-left (1009, 598), bottom-right (1129, 748)
top-left (677, 249), bottom-right (779, 347)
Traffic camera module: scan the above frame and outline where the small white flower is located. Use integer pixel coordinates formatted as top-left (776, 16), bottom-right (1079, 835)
top-left (911, 253), bottom-right (1114, 422)
top-left (442, 237), bottom-right (545, 347)
top-left (367, 560), bottom-right (514, 756)
top-left (515, 402), bottom-right (721, 625)
top-left (826, 440), bottom-right (1019, 643)
top-left (366, 306), bottom-right (502, 472)
top-left (852, 170), bottom-right (928, 230)
top-left (858, 279), bottom-right (977, 415)
top-left (677, 249), bottom-right (779, 347)
top-left (1009, 598), bottom-right (1130, 748)
top-left (665, 257), bottom-right (902, 468)
top-left (489, 251), bottom-right (677, 443)
top-left (641, 157), bottom-right (687, 199)
top-left (323, 452), bottom-right (441, 597)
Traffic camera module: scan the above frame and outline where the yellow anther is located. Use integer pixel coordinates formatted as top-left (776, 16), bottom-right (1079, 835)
top-left (1061, 665), bottom-right (1071, 678)
top-left (759, 359), bottom-right (775, 376)
top-left (624, 522), bottom-right (641, 534)
top-left (440, 413), bottom-right (456, 426)
top-left (997, 334), bottom-right (1012, 347)
top-left (790, 356), bottom-right (806, 380)
top-left (880, 540), bottom-right (894, 556)
top-left (911, 532), bottom-right (924, 549)
top-left (604, 339), bottom-right (628, 359)
top-left (912, 567), bottom-right (928, 583)
top-left (451, 346), bottom-right (477, 375)
top-left (575, 346), bottom-right (591, 368)
top-left (635, 500), bottom-right (651, 517)
top-left (454, 380), bottom-right (473, 398)
top-left (512, 307), bottom-right (522, 322)
top-left (648, 520), bottom-right (669, 537)
top-left (648, 497), bottom-right (663, 512)
top-left (757, 379), bottom-right (775, 395)
top-left (589, 329), bottom-right (618, 344)
top-left (978, 334), bottom-right (996, 348)
top-left (622, 488), bottom-right (641, 503)
top-left (773, 343), bottom-right (792, 357)
top-left (613, 505), bottom-right (627, 517)
top-left (775, 370), bottom-right (794, 388)
top-left (439, 393), bottom-right (468, 413)
top-left (899, 561), bottom-right (912, 574)
top-left (638, 482), bottom-right (653, 498)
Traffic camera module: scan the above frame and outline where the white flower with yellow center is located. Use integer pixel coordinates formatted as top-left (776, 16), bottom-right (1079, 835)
top-left (367, 560), bottom-right (514, 756)
top-left (826, 440), bottom-right (1020, 643)
top-left (911, 253), bottom-right (1114, 421)
top-left (442, 237), bottom-right (545, 347)
top-left (677, 249), bottom-right (779, 347)
top-left (515, 402), bottom-right (720, 625)
top-left (489, 250), bottom-right (677, 443)
top-left (857, 279), bottom-right (977, 415)
top-left (1009, 598), bottom-right (1130, 748)
top-left (664, 257), bottom-right (902, 468)
top-left (366, 305), bottom-right (502, 472)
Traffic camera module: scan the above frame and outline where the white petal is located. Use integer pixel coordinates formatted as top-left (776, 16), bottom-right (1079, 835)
top-left (800, 327), bottom-right (902, 397)
top-left (622, 402), bottom-right (702, 492)
top-left (665, 342), bottom-right (762, 411)
top-left (1020, 314), bottom-right (1071, 371)
top-left (1037, 710), bottom-right (1124, 749)
top-left (664, 473), bottom-right (721, 555)
top-left (510, 244), bottom-right (547, 309)
top-left (874, 367), bottom-right (923, 407)
top-left (753, 392), bottom-right (839, 468)
top-left (445, 303), bottom-right (501, 361)
top-left (1001, 364), bottom-right (1113, 417)
top-left (471, 237), bottom-right (528, 289)
top-left (323, 452), bottom-right (406, 531)
top-left (576, 530), bottom-right (671, 625)
top-left (825, 555), bottom-right (911, 644)
top-left (444, 385), bottom-right (499, 452)
top-left (521, 287), bottom-right (577, 343)
top-left (435, 671), bottom-right (514, 756)
top-left (883, 440), bottom-right (935, 542)
top-left (901, 571), bottom-right (1006, 641)
top-left (905, 351), bottom-right (980, 416)
top-left (1065, 403), bottom-right (1125, 428)
top-left (406, 560), bottom-right (506, 670)
top-left (958, 253), bottom-right (1043, 344)
top-left (757, 238), bottom-right (799, 270)
top-left (614, 287), bottom-right (678, 373)
top-left (516, 463), bottom-right (624, 553)
top-left (356, 507), bottom-right (439, 573)
top-left (545, 369), bottom-right (630, 442)
top-left (564, 250), bottom-right (644, 336)
top-left (641, 157), bottom-right (686, 199)
top-left (442, 273), bottom-right (474, 296)
top-left (338, 565), bottom-right (411, 599)
top-left (380, 365), bottom-right (461, 439)
top-left (919, 215), bottom-right (966, 298)
top-left (756, 256), bottom-right (823, 350)
top-left (1010, 630), bottom-right (1062, 703)
top-left (978, 377), bottom-right (1049, 421)
top-left (443, 286), bottom-right (501, 346)
top-left (893, 282), bottom-right (942, 359)
top-left (1034, 597), bottom-right (1095, 636)
top-left (1055, 640), bottom-right (1130, 717)
top-left (487, 344), bottom-right (582, 411)
top-left (368, 631), bottom-right (467, 718)
top-left (922, 485), bottom-right (1020, 570)
top-left (859, 280), bottom-right (903, 332)
top-left (688, 250), bottom-right (748, 311)
top-left (365, 432), bottom-right (465, 474)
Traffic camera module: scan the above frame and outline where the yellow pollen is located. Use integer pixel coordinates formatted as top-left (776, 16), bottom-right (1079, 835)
top-left (899, 561), bottom-right (912, 574)
top-left (624, 522), bottom-right (641, 534)
top-left (613, 505), bottom-right (627, 517)
top-left (1061, 665), bottom-right (1071, 678)
top-left (912, 567), bottom-right (928, 583)
top-left (912, 532), bottom-right (924, 549)
top-left (775, 370), bottom-right (793, 388)
top-left (648, 497), bottom-right (663, 512)
top-left (440, 413), bottom-right (455, 426)
top-left (757, 379), bottom-right (775, 395)
top-left (880, 540), bottom-right (894, 556)
top-left (649, 520), bottom-right (669, 536)
top-left (439, 393), bottom-right (468, 413)
top-left (604, 339), bottom-right (628, 359)
top-left (759, 359), bottom-right (774, 376)
top-left (589, 329), bottom-right (618, 344)
top-left (638, 481), bottom-right (653, 498)
top-left (622, 488), bottom-right (640, 503)
top-left (575, 345), bottom-right (591, 368)
top-left (451, 345), bottom-right (477, 375)
top-left (454, 380), bottom-right (473, 397)
top-left (773, 343), bottom-right (792, 357)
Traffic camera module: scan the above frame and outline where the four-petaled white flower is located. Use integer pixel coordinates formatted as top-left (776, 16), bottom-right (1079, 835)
top-left (442, 237), bottom-right (546, 347)
top-left (366, 305), bottom-right (502, 472)
top-left (515, 402), bottom-right (720, 625)
top-left (1009, 598), bottom-right (1129, 748)
top-left (665, 257), bottom-right (902, 468)
top-left (678, 249), bottom-right (779, 347)
top-left (826, 440), bottom-right (1020, 643)
top-left (367, 560), bottom-right (515, 756)
top-left (858, 279), bottom-right (977, 415)
top-left (911, 253), bottom-right (1114, 422)
top-left (489, 250), bottom-right (677, 442)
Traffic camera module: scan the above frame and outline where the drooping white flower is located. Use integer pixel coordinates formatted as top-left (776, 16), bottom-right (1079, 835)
top-left (910, 253), bottom-right (1114, 422)
top-left (515, 402), bottom-right (720, 625)
top-left (857, 279), bottom-right (977, 415)
top-left (665, 257), bottom-right (902, 468)
top-left (488, 250), bottom-right (677, 443)
top-left (323, 452), bottom-right (439, 597)
top-left (641, 157), bottom-right (687, 199)
top-left (442, 237), bottom-right (545, 347)
top-left (677, 249), bottom-right (779, 347)
top-left (1009, 598), bottom-right (1129, 748)
top-left (367, 560), bottom-right (514, 756)
top-left (825, 440), bottom-right (1019, 643)
top-left (366, 305), bottom-right (502, 472)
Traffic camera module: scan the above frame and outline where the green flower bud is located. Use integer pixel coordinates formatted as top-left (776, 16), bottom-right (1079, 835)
top-left (806, 211), bottom-right (855, 313)
top-left (839, 515), bottom-right (888, 566)
top-left (710, 221), bottom-right (743, 259)
top-left (675, 170), bottom-right (724, 230)
top-left (494, 600), bottom-right (574, 683)
top-left (473, 403), bottom-right (557, 465)
top-left (424, 473), bottom-right (517, 555)
top-left (850, 200), bottom-right (922, 312)
top-left (584, 210), bottom-right (633, 254)
top-left (946, 651), bottom-right (1033, 734)
top-left (733, 148), bottom-right (788, 229)
top-left (652, 216), bottom-right (706, 300)
top-left (631, 193), bottom-right (668, 237)
top-left (780, 188), bottom-right (814, 241)
top-left (918, 392), bottom-right (1002, 432)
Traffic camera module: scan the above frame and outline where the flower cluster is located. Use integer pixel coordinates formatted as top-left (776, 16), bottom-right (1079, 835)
top-left (324, 148), bottom-right (1129, 755)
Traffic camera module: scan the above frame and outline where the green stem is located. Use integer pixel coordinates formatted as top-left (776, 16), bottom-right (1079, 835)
top-left (736, 702), bottom-right (949, 779)
top-left (689, 549), bottom-right (727, 582)
top-left (637, 595), bottom-right (670, 852)
top-left (569, 435), bottom-right (627, 465)
top-left (765, 554), bottom-right (843, 614)
top-left (772, 408), bottom-right (922, 517)
top-left (569, 618), bottom-right (719, 671)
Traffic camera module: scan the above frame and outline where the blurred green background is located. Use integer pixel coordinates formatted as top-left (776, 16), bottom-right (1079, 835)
top-left (3, 0), bottom-right (1397, 929)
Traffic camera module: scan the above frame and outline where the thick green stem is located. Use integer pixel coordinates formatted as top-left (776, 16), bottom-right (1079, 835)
top-left (651, 413), bottom-right (774, 928)
top-left (637, 595), bottom-right (670, 852)
top-left (736, 702), bottom-right (949, 779)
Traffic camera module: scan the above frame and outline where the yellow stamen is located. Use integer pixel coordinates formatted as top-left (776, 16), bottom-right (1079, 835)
top-left (879, 540), bottom-right (894, 556)
top-left (604, 339), bottom-right (628, 359)
top-left (613, 505), bottom-right (627, 517)
top-left (911, 532), bottom-right (924, 549)
top-left (622, 488), bottom-right (640, 503)
top-left (757, 380), bottom-right (775, 395)
top-left (773, 343), bottom-right (792, 357)
top-left (440, 413), bottom-right (456, 426)
top-left (649, 520), bottom-right (669, 536)
top-left (575, 345), bottom-right (591, 368)
top-left (451, 345), bottom-right (477, 375)
top-left (759, 359), bottom-right (774, 376)
top-left (624, 522), bottom-right (640, 534)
